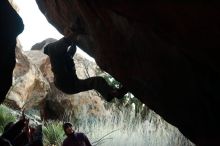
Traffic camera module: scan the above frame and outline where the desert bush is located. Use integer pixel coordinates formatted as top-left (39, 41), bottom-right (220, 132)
top-left (60, 103), bottom-right (194, 146)
top-left (43, 121), bottom-right (65, 146)
top-left (0, 105), bottom-right (16, 134)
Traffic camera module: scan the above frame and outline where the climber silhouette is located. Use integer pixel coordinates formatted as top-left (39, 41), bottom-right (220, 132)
top-left (44, 37), bottom-right (126, 101)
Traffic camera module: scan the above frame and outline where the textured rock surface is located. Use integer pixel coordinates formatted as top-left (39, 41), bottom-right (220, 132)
top-left (31, 38), bottom-right (57, 51)
top-left (36, 1), bottom-right (220, 145)
top-left (24, 50), bottom-right (54, 82)
top-left (6, 47), bottom-right (50, 109)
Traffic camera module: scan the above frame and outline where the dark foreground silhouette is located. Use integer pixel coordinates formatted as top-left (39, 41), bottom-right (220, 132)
top-left (0, 112), bottom-right (43, 146)
top-left (0, 0), bottom-right (24, 104)
top-left (44, 37), bottom-right (127, 101)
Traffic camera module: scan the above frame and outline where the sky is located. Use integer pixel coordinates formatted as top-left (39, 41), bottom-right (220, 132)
top-left (15, 0), bottom-right (63, 51)
top-left (14, 0), bottom-right (94, 61)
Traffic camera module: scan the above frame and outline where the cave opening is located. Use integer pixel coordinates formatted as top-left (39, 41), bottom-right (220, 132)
top-left (13, 0), bottom-right (93, 61)
top-left (0, 0), bottom-right (198, 145)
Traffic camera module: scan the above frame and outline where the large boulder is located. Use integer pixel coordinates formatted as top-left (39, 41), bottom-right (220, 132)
top-left (35, 1), bottom-right (220, 145)
top-left (24, 50), bottom-right (54, 82)
top-left (31, 38), bottom-right (57, 51)
top-left (6, 46), bottom-right (50, 109)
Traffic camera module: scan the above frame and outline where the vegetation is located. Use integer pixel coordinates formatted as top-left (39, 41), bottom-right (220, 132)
top-left (0, 103), bottom-right (193, 146)
top-left (0, 105), bottom-right (16, 134)
top-left (0, 71), bottom-right (193, 146)
top-left (43, 121), bottom-right (64, 146)
top-left (51, 102), bottom-right (193, 146)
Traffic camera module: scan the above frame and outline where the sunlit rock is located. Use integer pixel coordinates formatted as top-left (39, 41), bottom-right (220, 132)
top-left (6, 46), bottom-right (50, 109)
top-left (24, 50), bottom-right (54, 82)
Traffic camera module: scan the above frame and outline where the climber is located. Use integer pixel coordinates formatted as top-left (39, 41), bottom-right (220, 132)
top-left (62, 122), bottom-right (92, 146)
top-left (44, 36), bottom-right (127, 101)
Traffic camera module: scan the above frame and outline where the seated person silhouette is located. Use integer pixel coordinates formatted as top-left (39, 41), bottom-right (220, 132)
top-left (44, 37), bottom-right (126, 101)
top-left (0, 137), bottom-right (12, 146)
top-left (1, 112), bottom-right (29, 146)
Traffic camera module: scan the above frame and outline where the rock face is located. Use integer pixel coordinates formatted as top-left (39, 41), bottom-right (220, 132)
top-left (31, 38), bottom-right (57, 51)
top-left (6, 43), bottom-right (105, 120)
top-left (6, 46), bottom-right (50, 109)
top-left (24, 50), bottom-right (54, 83)
top-left (35, 1), bottom-right (220, 145)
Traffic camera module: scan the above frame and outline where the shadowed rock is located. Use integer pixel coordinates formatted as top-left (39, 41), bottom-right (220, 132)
top-left (0, 0), bottom-right (24, 103)
top-left (35, 1), bottom-right (220, 145)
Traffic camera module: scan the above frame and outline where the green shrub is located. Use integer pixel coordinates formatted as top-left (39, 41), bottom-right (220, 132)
top-left (0, 105), bottom-right (16, 134)
top-left (43, 121), bottom-right (65, 146)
